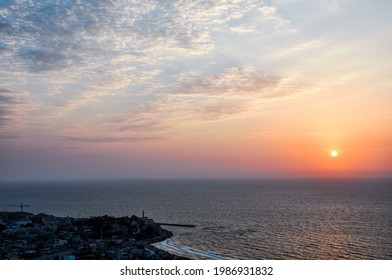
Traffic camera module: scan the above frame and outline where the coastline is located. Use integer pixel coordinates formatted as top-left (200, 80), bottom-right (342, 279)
top-left (0, 211), bottom-right (187, 260)
top-left (153, 237), bottom-right (232, 260)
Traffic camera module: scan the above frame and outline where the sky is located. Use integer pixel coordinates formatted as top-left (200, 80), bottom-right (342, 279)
top-left (0, 0), bottom-right (391, 180)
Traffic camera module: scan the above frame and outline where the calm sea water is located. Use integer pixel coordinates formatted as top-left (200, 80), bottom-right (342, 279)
top-left (1, 178), bottom-right (391, 259)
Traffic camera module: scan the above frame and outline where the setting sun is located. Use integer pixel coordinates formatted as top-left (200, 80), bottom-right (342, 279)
top-left (330, 150), bottom-right (338, 157)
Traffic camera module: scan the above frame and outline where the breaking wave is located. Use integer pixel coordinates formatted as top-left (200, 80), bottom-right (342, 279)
top-left (153, 238), bottom-right (232, 260)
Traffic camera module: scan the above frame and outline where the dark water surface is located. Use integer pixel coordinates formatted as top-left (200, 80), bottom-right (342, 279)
top-left (1, 178), bottom-right (391, 259)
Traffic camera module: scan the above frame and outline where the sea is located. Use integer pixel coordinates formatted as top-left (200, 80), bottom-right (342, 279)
top-left (1, 178), bottom-right (391, 260)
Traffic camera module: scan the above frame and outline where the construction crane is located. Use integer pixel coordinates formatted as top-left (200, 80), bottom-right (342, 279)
top-left (6, 203), bottom-right (30, 212)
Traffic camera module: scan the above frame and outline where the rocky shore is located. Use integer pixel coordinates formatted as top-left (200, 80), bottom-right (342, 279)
top-left (0, 211), bottom-right (186, 260)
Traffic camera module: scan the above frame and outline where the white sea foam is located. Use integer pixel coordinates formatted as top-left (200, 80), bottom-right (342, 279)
top-left (153, 238), bottom-right (232, 260)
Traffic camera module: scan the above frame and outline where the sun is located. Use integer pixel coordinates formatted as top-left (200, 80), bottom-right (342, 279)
top-left (330, 150), bottom-right (338, 157)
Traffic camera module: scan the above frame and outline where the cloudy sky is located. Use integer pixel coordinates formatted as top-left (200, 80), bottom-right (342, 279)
top-left (1, 0), bottom-right (391, 180)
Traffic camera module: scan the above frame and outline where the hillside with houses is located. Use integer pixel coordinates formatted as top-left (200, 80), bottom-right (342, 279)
top-left (0, 212), bottom-right (185, 260)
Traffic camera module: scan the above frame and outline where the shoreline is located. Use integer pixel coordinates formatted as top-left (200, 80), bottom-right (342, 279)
top-left (153, 237), bottom-right (232, 260)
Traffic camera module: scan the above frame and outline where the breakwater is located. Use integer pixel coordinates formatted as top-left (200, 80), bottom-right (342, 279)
top-left (158, 223), bottom-right (196, 228)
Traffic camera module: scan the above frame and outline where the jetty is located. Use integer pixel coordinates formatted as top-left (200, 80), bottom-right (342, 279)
top-left (158, 223), bottom-right (196, 228)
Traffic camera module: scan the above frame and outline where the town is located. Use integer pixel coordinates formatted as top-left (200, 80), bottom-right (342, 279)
top-left (0, 211), bottom-right (185, 260)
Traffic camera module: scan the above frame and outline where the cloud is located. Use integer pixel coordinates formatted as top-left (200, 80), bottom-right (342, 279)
top-left (1, 0), bottom-right (294, 74)
top-left (0, 1), bottom-right (297, 105)
top-left (63, 136), bottom-right (162, 143)
top-left (0, 87), bottom-right (24, 128)
top-left (0, 107), bottom-right (14, 127)
top-left (172, 67), bottom-right (285, 98)
top-left (3, 0), bottom-right (282, 115)
top-left (195, 104), bottom-right (249, 120)
top-left (0, 1), bottom-right (302, 139)
top-left (0, 0), bottom-right (219, 74)
top-left (18, 49), bottom-right (74, 72)
top-left (0, 89), bottom-right (18, 101)
top-left (118, 119), bottom-right (167, 133)
top-left (107, 66), bottom-right (315, 129)
top-left (230, 25), bottom-right (258, 33)
top-left (0, 135), bottom-right (21, 140)
top-left (108, 94), bottom-right (251, 129)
